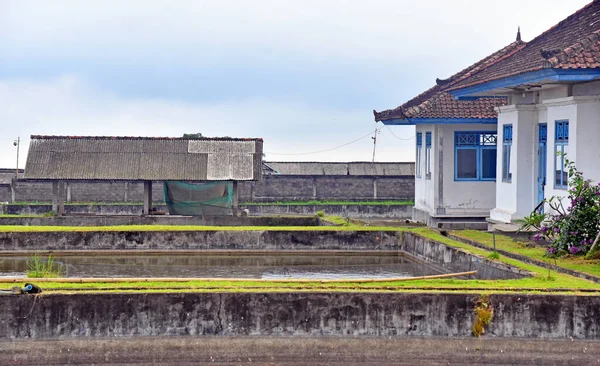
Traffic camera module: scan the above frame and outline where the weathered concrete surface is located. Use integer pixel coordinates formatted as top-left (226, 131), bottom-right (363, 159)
top-left (0, 215), bottom-right (318, 227)
top-left (2, 336), bottom-right (599, 365)
top-left (0, 230), bottom-right (401, 251)
top-left (243, 204), bottom-right (413, 219)
top-left (5, 204), bottom-right (167, 216)
top-left (2, 293), bottom-right (600, 340)
top-left (4, 203), bottom-right (413, 219)
top-left (401, 232), bottom-right (530, 280)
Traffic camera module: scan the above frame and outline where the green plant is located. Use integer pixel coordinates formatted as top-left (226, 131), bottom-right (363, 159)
top-left (316, 210), bottom-right (325, 217)
top-left (472, 294), bottom-right (493, 338)
top-left (519, 154), bottom-right (600, 257)
top-left (27, 254), bottom-right (64, 278)
top-left (487, 251), bottom-right (500, 260)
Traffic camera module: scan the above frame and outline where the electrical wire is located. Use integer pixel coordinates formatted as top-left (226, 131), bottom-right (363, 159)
top-left (386, 125), bottom-right (415, 141)
top-left (265, 126), bottom-right (383, 156)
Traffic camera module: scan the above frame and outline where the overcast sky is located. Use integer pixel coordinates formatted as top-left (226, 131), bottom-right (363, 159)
top-left (0, 0), bottom-right (590, 168)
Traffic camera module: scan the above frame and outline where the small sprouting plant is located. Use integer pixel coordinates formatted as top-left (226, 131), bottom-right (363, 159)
top-left (472, 294), bottom-right (493, 338)
top-left (27, 254), bottom-right (64, 278)
top-left (316, 210), bottom-right (325, 217)
top-left (487, 251), bottom-right (500, 260)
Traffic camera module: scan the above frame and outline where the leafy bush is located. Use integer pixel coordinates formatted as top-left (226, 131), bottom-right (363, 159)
top-left (519, 155), bottom-right (600, 256)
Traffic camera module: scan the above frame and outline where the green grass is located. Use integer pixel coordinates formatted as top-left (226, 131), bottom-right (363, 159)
top-left (27, 254), bottom-right (64, 278)
top-left (453, 230), bottom-right (600, 279)
top-left (0, 224), bottom-right (405, 232)
top-left (242, 200), bottom-right (413, 206)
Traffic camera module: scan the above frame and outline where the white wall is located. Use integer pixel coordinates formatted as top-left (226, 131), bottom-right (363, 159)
top-left (491, 104), bottom-right (537, 223)
top-left (490, 81), bottom-right (600, 223)
top-left (414, 124), bottom-right (436, 216)
top-left (441, 123), bottom-right (497, 216)
top-left (544, 96), bottom-right (600, 205)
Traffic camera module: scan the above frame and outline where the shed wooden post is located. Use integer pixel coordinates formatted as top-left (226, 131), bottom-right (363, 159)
top-left (143, 181), bottom-right (153, 215)
top-left (373, 178), bottom-right (378, 199)
top-left (58, 181), bottom-right (65, 215)
top-left (232, 181), bottom-right (239, 217)
top-left (52, 181), bottom-right (58, 215)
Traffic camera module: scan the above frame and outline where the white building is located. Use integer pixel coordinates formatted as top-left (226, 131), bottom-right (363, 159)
top-left (448, 0), bottom-right (600, 224)
top-left (375, 0), bottom-right (600, 228)
top-left (374, 40), bottom-right (523, 228)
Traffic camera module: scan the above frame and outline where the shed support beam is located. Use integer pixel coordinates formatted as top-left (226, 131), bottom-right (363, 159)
top-left (52, 181), bottom-right (65, 216)
top-left (143, 181), bottom-right (153, 215)
top-left (373, 178), bottom-right (378, 199)
top-left (232, 181), bottom-right (239, 217)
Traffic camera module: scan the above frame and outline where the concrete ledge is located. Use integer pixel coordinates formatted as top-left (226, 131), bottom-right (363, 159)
top-left (4, 203), bottom-right (413, 219)
top-left (243, 204), bottom-right (413, 219)
top-left (0, 215), bottom-right (319, 227)
top-left (1, 292), bottom-right (600, 339)
top-left (0, 230), bottom-right (401, 251)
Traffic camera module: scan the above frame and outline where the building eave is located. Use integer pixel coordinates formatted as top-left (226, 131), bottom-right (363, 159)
top-left (449, 69), bottom-right (600, 99)
top-left (381, 118), bottom-right (497, 126)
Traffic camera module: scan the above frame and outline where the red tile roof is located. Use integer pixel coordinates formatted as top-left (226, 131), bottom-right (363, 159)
top-left (449, 0), bottom-right (600, 91)
top-left (373, 39), bottom-right (523, 121)
top-left (545, 30), bottom-right (600, 69)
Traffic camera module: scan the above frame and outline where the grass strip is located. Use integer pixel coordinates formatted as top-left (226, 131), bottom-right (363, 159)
top-left (0, 224), bottom-right (405, 232)
top-left (453, 230), bottom-right (600, 279)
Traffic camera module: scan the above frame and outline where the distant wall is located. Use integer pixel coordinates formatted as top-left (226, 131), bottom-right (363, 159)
top-left (240, 176), bottom-right (414, 202)
top-left (2, 162), bottom-right (415, 203)
top-left (5, 176), bottom-right (414, 203)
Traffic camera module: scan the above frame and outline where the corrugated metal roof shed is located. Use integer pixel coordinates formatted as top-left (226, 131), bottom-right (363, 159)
top-left (24, 136), bottom-right (263, 181)
top-left (263, 162), bottom-right (414, 176)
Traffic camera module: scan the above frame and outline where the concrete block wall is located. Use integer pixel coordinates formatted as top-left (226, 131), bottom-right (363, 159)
top-left (6, 176), bottom-right (414, 203)
top-left (0, 184), bottom-right (10, 203)
top-left (240, 175), bottom-right (414, 202)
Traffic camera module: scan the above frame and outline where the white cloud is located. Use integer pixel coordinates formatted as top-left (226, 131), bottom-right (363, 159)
top-left (0, 75), bottom-right (415, 168)
top-left (1, 0), bottom-right (590, 64)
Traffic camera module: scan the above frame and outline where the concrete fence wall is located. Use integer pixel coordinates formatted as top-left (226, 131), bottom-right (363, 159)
top-left (0, 175), bottom-right (414, 204)
top-left (2, 292), bottom-right (599, 339)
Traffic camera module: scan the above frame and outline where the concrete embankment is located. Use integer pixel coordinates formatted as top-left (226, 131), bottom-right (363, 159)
top-left (0, 230), bottom-right (400, 251)
top-left (0, 215), bottom-right (319, 227)
top-left (243, 204), bottom-right (413, 219)
top-left (2, 203), bottom-right (413, 219)
top-left (2, 292), bottom-right (599, 340)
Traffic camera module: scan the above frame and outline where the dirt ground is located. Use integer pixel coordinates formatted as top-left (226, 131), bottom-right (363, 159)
top-left (1, 336), bottom-right (599, 365)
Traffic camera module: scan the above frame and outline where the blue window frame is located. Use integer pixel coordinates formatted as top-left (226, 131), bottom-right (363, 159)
top-left (454, 131), bottom-right (497, 181)
top-left (502, 125), bottom-right (513, 182)
top-left (554, 120), bottom-right (569, 189)
top-left (425, 132), bottom-right (432, 179)
top-left (416, 132), bottom-right (422, 178)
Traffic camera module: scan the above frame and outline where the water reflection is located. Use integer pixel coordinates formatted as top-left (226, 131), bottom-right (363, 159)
top-left (0, 254), bottom-right (448, 279)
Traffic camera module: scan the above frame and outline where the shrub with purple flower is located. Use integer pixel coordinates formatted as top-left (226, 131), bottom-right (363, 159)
top-left (519, 155), bottom-right (600, 256)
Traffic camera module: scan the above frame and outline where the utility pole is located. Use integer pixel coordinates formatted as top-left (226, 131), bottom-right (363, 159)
top-left (371, 129), bottom-right (379, 163)
top-left (13, 137), bottom-right (20, 179)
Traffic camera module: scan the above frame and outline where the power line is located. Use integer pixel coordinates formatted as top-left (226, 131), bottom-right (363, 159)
top-left (386, 125), bottom-right (415, 141)
top-left (265, 126), bottom-right (383, 156)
